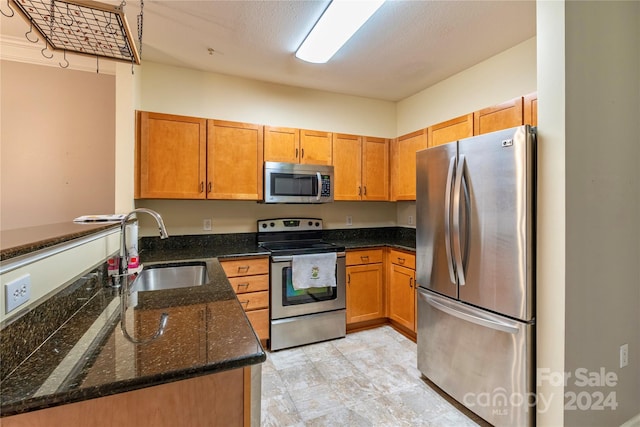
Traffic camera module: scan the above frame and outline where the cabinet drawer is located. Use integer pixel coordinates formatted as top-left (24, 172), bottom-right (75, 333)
top-left (346, 249), bottom-right (384, 265)
top-left (236, 291), bottom-right (269, 311)
top-left (246, 309), bottom-right (269, 340)
top-left (389, 249), bottom-right (416, 269)
top-left (220, 257), bottom-right (269, 277)
top-left (228, 274), bottom-right (269, 294)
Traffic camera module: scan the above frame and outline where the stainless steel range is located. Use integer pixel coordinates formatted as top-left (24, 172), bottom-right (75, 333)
top-left (258, 218), bottom-right (346, 351)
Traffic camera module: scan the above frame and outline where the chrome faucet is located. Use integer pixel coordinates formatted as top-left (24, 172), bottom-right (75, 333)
top-left (118, 208), bottom-right (170, 344)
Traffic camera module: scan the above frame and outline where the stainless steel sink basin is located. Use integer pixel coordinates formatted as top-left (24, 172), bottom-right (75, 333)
top-left (130, 262), bottom-right (208, 292)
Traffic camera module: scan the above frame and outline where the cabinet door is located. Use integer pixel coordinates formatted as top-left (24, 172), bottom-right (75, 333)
top-left (390, 129), bottom-right (427, 201)
top-left (362, 136), bottom-right (389, 200)
top-left (137, 111), bottom-right (206, 199)
top-left (136, 304), bottom-right (207, 376)
top-left (523, 92), bottom-right (538, 127)
top-left (300, 129), bottom-right (332, 165)
top-left (264, 126), bottom-right (300, 163)
top-left (388, 264), bottom-right (415, 332)
top-left (332, 133), bottom-right (362, 200)
top-left (473, 96), bottom-right (524, 135)
top-left (346, 263), bottom-right (384, 324)
top-left (428, 114), bottom-right (473, 148)
top-left (207, 120), bottom-right (264, 200)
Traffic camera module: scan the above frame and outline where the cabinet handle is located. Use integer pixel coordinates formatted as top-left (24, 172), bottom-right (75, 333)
top-left (207, 182), bottom-right (212, 193)
top-left (397, 257), bottom-right (405, 264)
top-left (295, 148), bottom-right (299, 159)
top-left (360, 255), bottom-right (369, 262)
top-left (237, 283), bottom-right (250, 289)
top-left (238, 265), bottom-right (250, 273)
top-left (409, 277), bottom-right (414, 288)
top-left (240, 300), bottom-right (249, 309)
top-left (301, 148), bottom-right (304, 159)
top-left (347, 273), bottom-right (351, 284)
top-left (363, 186), bottom-right (367, 196)
top-left (358, 186), bottom-right (361, 196)
top-left (200, 182), bottom-right (204, 193)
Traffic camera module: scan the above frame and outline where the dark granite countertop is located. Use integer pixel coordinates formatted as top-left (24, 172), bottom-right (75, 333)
top-left (0, 226), bottom-right (414, 418)
top-left (0, 259), bottom-right (265, 417)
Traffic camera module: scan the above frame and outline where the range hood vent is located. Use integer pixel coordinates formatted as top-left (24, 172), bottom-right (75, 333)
top-left (11, 0), bottom-right (140, 64)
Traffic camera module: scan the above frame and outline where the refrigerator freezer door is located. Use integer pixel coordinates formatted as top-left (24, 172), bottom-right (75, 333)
top-left (416, 142), bottom-right (458, 299)
top-left (417, 288), bottom-right (534, 427)
top-left (457, 126), bottom-right (535, 321)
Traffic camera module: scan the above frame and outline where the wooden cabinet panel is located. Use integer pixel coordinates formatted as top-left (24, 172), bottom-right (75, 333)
top-left (524, 92), bottom-right (538, 127)
top-left (245, 309), bottom-right (269, 340)
top-left (221, 258), bottom-right (270, 278)
top-left (388, 249), bottom-right (416, 270)
top-left (264, 126), bottom-right (300, 163)
top-left (333, 133), bottom-right (362, 200)
top-left (346, 249), bottom-right (384, 265)
top-left (428, 114), bottom-right (473, 148)
top-left (473, 96), bottom-right (524, 135)
top-left (300, 129), bottom-right (332, 165)
top-left (228, 274), bottom-right (269, 294)
top-left (207, 120), bottom-right (264, 200)
top-left (236, 290), bottom-right (269, 311)
top-left (346, 263), bottom-right (384, 324)
top-left (388, 263), bottom-right (415, 332)
top-left (136, 111), bottom-right (207, 199)
top-left (362, 137), bottom-right (389, 200)
top-left (390, 129), bottom-right (427, 201)
top-left (3, 369), bottom-right (247, 427)
top-left (221, 257), bottom-right (270, 341)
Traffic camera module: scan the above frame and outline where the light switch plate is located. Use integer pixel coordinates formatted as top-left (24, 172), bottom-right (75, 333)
top-left (5, 274), bottom-right (31, 313)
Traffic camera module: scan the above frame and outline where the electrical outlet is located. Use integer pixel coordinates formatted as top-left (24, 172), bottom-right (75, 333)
top-left (346, 215), bottom-right (353, 226)
top-left (408, 215), bottom-right (414, 225)
top-left (620, 344), bottom-right (629, 368)
top-left (203, 219), bottom-right (212, 231)
top-left (5, 274), bottom-right (31, 313)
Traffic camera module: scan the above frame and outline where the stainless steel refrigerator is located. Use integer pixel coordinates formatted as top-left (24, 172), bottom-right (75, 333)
top-left (416, 125), bottom-right (536, 427)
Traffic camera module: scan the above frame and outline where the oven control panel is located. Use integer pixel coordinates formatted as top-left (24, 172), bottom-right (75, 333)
top-left (258, 218), bottom-right (323, 233)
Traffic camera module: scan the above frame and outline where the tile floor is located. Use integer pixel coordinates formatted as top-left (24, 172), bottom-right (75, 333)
top-left (261, 325), bottom-right (486, 426)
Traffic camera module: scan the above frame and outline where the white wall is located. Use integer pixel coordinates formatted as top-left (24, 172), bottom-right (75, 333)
top-left (397, 37), bottom-right (536, 136)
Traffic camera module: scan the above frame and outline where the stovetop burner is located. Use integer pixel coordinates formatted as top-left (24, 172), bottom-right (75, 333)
top-left (257, 218), bottom-right (345, 255)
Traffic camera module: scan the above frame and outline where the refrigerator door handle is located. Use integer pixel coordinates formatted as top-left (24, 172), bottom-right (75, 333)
top-left (418, 289), bottom-right (520, 335)
top-left (444, 156), bottom-right (457, 284)
top-left (452, 154), bottom-right (466, 286)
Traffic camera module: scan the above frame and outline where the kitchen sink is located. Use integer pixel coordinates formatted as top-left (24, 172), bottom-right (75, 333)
top-left (129, 262), bottom-right (208, 292)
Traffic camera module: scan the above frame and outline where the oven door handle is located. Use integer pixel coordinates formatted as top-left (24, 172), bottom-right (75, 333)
top-left (271, 252), bottom-right (346, 262)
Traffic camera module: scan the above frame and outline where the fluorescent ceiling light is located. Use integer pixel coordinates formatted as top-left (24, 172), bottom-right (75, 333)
top-left (296, 0), bottom-right (386, 64)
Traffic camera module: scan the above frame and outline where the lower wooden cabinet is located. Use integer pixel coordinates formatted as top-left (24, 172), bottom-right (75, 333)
top-left (3, 368), bottom-right (252, 427)
top-left (220, 257), bottom-right (270, 342)
top-left (346, 249), bottom-right (385, 325)
top-left (387, 249), bottom-right (416, 333)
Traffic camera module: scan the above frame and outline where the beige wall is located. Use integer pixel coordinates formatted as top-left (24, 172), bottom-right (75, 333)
top-left (0, 60), bottom-right (116, 230)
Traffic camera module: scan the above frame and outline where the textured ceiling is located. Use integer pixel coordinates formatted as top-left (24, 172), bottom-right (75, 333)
top-left (1, 0), bottom-right (536, 101)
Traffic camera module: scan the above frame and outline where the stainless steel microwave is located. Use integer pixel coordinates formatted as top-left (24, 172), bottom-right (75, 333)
top-left (264, 162), bottom-right (334, 203)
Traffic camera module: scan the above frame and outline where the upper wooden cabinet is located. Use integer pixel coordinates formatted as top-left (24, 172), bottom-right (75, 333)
top-left (264, 127), bottom-right (332, 165)
top-left (473, 96), bottom-right (524, 135)
top-left (300, 129), bottom-right (332, 165)
top-left (333, 134), bottom-right (389, 201)
top-left (428, 114), bottom-right (473, 148)
top-left (136, 112), bottom-right (263, 201)
top-left (523, 92), bottom-right (538, 127)
top-left (390, 129), bottom-right (427, 201)
top-left (207, 120), bottom-right (264, 200)
top-left (264, 126), bottom-right (300, 163)
top-left (136, 111), bottom-right (207, 199)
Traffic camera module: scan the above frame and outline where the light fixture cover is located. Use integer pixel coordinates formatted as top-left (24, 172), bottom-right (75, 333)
top-left (296, 0), bottom-right (385, 64)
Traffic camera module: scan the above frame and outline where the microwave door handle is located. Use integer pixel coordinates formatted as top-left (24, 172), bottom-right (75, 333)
top-left (316, 172), bottom-right (322, 201)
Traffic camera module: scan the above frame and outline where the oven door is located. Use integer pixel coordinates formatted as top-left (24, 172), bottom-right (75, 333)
top-left (270, 253), bottom-right (346, 320)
